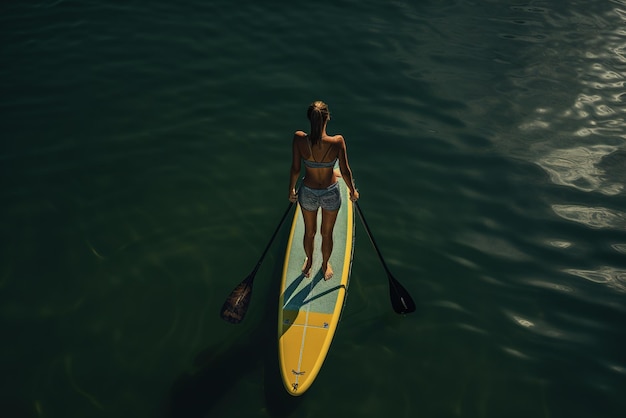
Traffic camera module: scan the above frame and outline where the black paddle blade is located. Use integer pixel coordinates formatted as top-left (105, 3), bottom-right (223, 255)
top-left (220, 276), bottom-right (254, 324)
top-left (388, 275), bottom-right (416, 314)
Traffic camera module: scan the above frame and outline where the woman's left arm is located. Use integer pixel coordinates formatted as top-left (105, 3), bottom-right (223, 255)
top-left (288, 132), bottom-right (303, 201)
top-left (337, 136), bottom-right (359, 201)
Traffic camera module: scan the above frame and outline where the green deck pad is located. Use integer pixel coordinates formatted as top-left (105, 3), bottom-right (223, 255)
top-left (282, 180), bottom-right (350, 315)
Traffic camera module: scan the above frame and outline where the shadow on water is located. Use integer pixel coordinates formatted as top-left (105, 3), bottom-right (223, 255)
top-left (167, 231), bottom-right (304, 418)
top-left (166, 211), bottom-right (423, 418)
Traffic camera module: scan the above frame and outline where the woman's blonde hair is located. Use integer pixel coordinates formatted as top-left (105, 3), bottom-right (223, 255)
top-left (307, 101), bottom-right (330, 145)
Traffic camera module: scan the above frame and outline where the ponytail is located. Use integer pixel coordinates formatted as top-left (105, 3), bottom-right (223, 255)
top-left (307, 101), bottom-right (329, 146)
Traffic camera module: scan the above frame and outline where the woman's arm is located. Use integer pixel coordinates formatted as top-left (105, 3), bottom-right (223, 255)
top-left (337, 135), bottom-right (359, 201)
top-left (288, 132), bottom-right (304, 201)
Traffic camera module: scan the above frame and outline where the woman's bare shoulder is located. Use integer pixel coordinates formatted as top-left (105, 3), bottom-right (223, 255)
top-left (294, 130), bottom-right (307, 138)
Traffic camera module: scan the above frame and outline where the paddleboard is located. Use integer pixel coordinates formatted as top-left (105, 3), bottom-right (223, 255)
top-left (278, 176), bottom-right (354, 396)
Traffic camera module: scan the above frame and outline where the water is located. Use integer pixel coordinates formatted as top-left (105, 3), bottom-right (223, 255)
top-left (2, 0), bottom-right (625, 417)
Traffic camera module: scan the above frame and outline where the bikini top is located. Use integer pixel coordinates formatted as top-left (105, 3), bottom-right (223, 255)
top-left (303, 138), bottom-right (337, 168)
top-left (303, 158), bottom-right (337, 168)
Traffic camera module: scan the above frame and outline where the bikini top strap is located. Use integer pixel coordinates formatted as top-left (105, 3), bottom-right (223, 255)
top-left (307, 137), bottom-right (335, 164)
top-left (319, 141), bottom-right (334, 162)
top-left (306, 137), bottom-right (316, 162)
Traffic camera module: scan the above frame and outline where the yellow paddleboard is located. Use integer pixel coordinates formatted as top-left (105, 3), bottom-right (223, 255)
top-left (278, 177), bottom-right (354, 396)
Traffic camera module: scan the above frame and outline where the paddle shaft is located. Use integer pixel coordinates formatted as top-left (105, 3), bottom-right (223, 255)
top-left (354, 201), bottom-right (393, 276)
top-left (355, 201), bottom-right (415, 313)
top-left (250, 200), bottom-right (295, 278)
top-left (246, 178), bottom-right (304, 279)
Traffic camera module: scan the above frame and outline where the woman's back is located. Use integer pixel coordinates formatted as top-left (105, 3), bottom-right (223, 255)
top-left (295, 131), bottom-right (340, 189)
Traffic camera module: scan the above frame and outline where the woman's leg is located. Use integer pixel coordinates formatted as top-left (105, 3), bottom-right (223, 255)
top-left (320, 208), bottom-right (339, 280)
top-left (301, 208), bottom-right (317, 277)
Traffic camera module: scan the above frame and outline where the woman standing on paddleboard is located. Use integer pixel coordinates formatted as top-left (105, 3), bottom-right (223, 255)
top-left (288, 101), bottom-right (359, 280)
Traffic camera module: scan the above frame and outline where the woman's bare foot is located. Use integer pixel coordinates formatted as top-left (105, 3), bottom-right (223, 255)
top-left (322, 262), bottom-right (333, 281)
top-left (302, 257), bottom-right (312, 278)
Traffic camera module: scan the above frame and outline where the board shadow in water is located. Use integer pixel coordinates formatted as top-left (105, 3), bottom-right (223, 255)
top-left (167, 292), bottom-right (305, 418)
top-left (167, 239), bottom-right (304, 418)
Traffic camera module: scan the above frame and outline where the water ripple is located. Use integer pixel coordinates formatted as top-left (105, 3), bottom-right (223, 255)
top-left (564, 266), bottom-right (626, 292)
top-left (537, 145), bottom-right (623, 195)
top-left (503, 309), bottom-right (593, 344)
top-left (551, 204), bottom-right (626, 230)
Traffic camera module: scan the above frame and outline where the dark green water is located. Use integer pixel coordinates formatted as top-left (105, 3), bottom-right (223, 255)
top-left (2, 1), bottom-right (625, 417)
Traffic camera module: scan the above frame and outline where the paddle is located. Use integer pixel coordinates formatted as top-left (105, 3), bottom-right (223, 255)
top-left (354, 201), bottom-right (416, 314)
top-left (220, 199), bottom-right (296, 324)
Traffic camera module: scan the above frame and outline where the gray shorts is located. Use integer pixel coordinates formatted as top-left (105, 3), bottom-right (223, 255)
top-left (298, 182), bottom-right (341, 212)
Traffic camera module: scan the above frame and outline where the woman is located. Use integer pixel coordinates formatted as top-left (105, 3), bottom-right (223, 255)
top-left (288, 101), bottom-right (359, 280)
